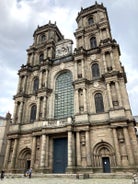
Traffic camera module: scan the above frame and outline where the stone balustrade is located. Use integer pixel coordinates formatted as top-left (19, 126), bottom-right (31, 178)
top-left (8, 117), bottom-right (73, 134)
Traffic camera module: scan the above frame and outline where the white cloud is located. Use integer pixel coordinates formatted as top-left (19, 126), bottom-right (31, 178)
top-left (0, 0), bottom-right (138, 117)
top-left (0, 66), bottom-right (17, 117)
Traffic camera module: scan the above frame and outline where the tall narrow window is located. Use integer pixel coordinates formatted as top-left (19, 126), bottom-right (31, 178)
top-left (90, 37), bottom-right (97, 49)
top-left (92, 63), bottom-right (100, 78)
top-left (95, 93), bottom-right (104, 113)
top-left (41, 34), bottom-right (46, 42)
top-left (105, 52), bottom-right (112, 71)
top-left (33, 78), bottom-right (39, 92)
top-left (110, 82), bottom-right (119, 106)
top-left (88, 17), bottom-right (94, 25)
top-left (39, 53), bottom-right (44, 63)
top-left (30, 105), bottom-right (37, 122)
top-left (54, 71), bottom-right (74, 119)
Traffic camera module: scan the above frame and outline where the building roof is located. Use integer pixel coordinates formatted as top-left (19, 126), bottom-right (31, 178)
top-left (0, 116), bottom-right (5, 120)
top-left (134, 116), bottom-right (138, 123)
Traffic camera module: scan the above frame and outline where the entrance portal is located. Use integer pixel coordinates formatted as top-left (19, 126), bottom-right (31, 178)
top-left (26, 160), bottom-right (31, 170)
top-left (53, 137), bottom-right (67, 173)
top-left (18, 148), bottom-right (31, 170)
top-left (102, 157), bottom-right (111, 173)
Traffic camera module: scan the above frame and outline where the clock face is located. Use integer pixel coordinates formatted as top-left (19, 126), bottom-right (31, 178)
top-left (61, 46), bottom-right (69, 55)
top-left (55, 41), bottom-right (72, 58)
top-left (56, 45), bottom-right (69, 57)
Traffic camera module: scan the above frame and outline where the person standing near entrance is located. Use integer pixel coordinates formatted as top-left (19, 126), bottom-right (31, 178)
top-left (1, 170), bottom-right (5, 180)
top-left (28, 167), bottom-right (32, 178)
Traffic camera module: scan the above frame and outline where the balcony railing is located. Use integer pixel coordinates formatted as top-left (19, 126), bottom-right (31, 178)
top-left (8, 117), bottom-right (73, 134)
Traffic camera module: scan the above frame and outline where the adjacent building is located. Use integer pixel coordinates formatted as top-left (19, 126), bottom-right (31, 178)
top-left (0, 113), bottom-right (11, 170)
top-left (3, 2), bottom-right (138, 174)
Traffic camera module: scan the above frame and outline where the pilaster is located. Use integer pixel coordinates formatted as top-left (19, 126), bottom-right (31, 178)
top-left (112, 128), bottom-right (121, 166)
top-left (85, 131), bottom-right (91, 166)
top-left (107, 82), bottom-right (113, 109)
top-left (40, 134), bottom-right (46, 168)
top-left (10, 139), bottom-right (18, 169)
top-left (76, 131), bottom-right (81, 166)
top-left (123, 127), bottom-right (135, 165)
top-left (3, 139), bottom-right (11, 169)
top-left (30, 136), bottom-right (36, 168)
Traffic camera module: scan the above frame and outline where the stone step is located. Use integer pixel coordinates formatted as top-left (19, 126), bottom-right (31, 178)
top-left (5, 172), bottom-right (133, 179)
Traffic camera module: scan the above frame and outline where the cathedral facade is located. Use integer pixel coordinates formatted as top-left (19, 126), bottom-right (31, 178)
top-left (3, 2), bottom-right (138, 174)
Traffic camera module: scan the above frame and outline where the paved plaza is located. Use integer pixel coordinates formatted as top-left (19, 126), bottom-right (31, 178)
top-left (0, 177), bottom-right (133, 184)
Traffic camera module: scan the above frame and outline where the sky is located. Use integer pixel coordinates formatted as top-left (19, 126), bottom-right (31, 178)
top-left (0, 0), bottom-right (138, 117)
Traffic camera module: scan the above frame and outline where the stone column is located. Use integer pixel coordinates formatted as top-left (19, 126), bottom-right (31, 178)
top-left (81, 59), bottom-right (85, 78)
top-left (10, 139), bottom-right (18, 169)
top-left (107, 83), bottom-right (113, 109)
top-left (74, 61), bottom-right (78, 80)
top-left (13, 102), bottom-right (18, 124)
top-left (102, 54), bottom-right (107, 73)
top-left (32, 53), bottom-right (35, 65)
top-left (42, 96), bottom-right (46, 119)
top-left (30, 136), bottom-right (36, 168)
top-left (129, 125), bottom-right (138, 164)
top-left (40, 134), bottom-right (46, 168)
top-left (76, 132), bottom-right (81, 166)
top-left (81, 37), bottom-right (84, 48)
top-left (68, 131), bottom-right (73, 167)
top-left (83, 88), bottom-right (87, 112)
top-left (45, 69), bottom-right (48, 88)
top-left (22, 75), bottom-right (27, 93)
top-left (39, 71), bottom-right (43, 89)
top-left (3, 139), bottom-right (11, 169)
top-left (112, 128), bottom-right (121, 166)
top-left (123, 127), bottom-right (135, 165)
top-left (18, 101), bottom-right (24, 124)
top-left (47, 94), bottom-right (53, 118)
top-left (45, 135), bottom-right (49, 167)
top-left (110, 51), bottom-right (115, 70)
top-left (17, 76), bottom-right (21, 93)
top-left (115, 81), bottom-right (122, 107)
top-left (120, 80), bottom-right (131, 109)
top-left (106, 29), bottom-right (110, 38)
top-left (85, 131), bottom-right (91, 166)
top-left (75, 90), bottom-right (79, 114)
top-left (36, 97), bottom-right (40, 120)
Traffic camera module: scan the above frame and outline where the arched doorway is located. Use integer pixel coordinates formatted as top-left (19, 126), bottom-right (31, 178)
top-left (93, 141), bottom-right (116, 173)
top-left (17, 148), bottom-right (31, 171)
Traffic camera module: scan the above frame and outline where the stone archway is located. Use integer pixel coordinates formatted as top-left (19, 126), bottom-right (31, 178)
top-left (17, 148), bottom-right (31, 170)
top-left (93, 141), bottom-right (116, 170)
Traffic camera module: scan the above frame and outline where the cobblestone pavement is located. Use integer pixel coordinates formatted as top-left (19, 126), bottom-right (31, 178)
top-left (0, 177), bottom-right (133, 184)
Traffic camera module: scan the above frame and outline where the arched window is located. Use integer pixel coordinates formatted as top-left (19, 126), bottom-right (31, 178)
top-left (33, 78), bottom-right (39, 92)
top-left (30, 105), bottom-right (37, 122)
top-left (92, 63), bottom-right (100, 78)
top-left (95, 93), bottom-right (104, 113)
top-left (54, 71), bottom-right (74, 119)
top-left (88, 17), bottom-right (94, 25)
top-left (41, 34), bottom-right (46, 42)
top-left (39, 53), bottom-right (44, 63)
top-left (90, 37), bottom-right (97, 49)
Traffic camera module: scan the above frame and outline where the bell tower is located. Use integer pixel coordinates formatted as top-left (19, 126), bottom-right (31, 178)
top-left (75, 2), bottom-right (112, 50)
top-left (73, 2), bottom-right (131, 120)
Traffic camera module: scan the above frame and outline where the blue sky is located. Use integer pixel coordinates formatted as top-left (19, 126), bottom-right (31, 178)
top-left (0, 0), bottom-right (138, 117)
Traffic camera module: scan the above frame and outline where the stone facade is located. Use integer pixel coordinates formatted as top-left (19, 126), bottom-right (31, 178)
top-left (3, 2), bottom-right (138, 174)
top-left (0, 113), bottom-right (11, 169)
